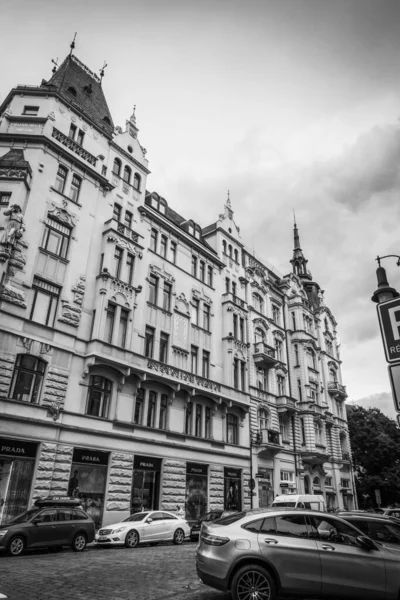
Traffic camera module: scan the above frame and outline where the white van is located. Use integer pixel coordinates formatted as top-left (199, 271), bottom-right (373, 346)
top-left (272, 494), bottom-right (327, 512)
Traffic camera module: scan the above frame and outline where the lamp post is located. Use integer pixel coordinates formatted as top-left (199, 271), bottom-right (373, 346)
top-left (371, 256), bottom-right (400, 304)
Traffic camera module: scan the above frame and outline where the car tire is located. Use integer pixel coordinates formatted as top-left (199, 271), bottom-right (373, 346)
top-left (7, 535), bottom-right (25, 557)
top-left (173, 528), bottom-right (185, 545)
top-left (231, 564), bottom-right (276, 600)
top-left (125, 530), bottom-right (139, 548)
top-left (71, 533), bottom-right (87, 552)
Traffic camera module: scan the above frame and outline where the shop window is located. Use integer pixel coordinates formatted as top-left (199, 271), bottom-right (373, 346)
top-left (123, 165), bottom-right (132, 184)
top-left (134, 388), bottom-right (144, 424)
top-left (104, 303), bottom-right (116, 344)
top-left (112, 158), bottom-right (122, 177)
top-left (9, 354), bottom-right (46, 403)
top-left (185, 403), bottom-right (192, 435)
top-left (0, 449), bottom-right (37, 524)
top-left (159, 332), bottom-right (169, 363)
top-left (224, 468), bottom-right (242, 510)
top-left (202, 350), bottom-right (210, 378)
top-left (54, 164), bottom-right (68, 194)
top-left (144, 326), bottom-right (155, 358)
top-left (159, 394), bottom-right (168, 430)
top-left (147, 391), bottom-right (156, 427)
top-left (133, 173), bottom-right (141, 191)
top-left (132, 455), bottom-right (161, 513)
top-left (41, 217), bottom-right (71, 259)
top-left (163, 282), bottom-right (172, 312)
top-left (227, 413), bottom-right (238, 445)
top-left (30, 277), bottom-right (60, 327)
top-left (148, 274), bottom-right (158, 305)
top-left (186, 463), bottom-right (207, 521)
top-left (69, 174), bottom-right (82, 203)
top-left (86, 375), bottom-right (112, 418)
top-left (69, 449), bottom-right (108, 529)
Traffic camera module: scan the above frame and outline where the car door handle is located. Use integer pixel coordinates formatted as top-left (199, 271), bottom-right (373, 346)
top-left (264, 538), bottom-right (278, 544)
top-left (321, 544), bottom-right (335, 551)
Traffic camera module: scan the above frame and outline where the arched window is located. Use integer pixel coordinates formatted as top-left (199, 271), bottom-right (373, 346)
top-left (222, 240), bottom-right (227, 254)
top-left (112, 158), bottom-right (122, 177)
top-left (9, 354), bottom-right (46, 404)
top-left (304, 476), bottom-right (310, 494)
top-left (227, 413), bottom-right (238, 445)
top-left (258, 408), bottom-right (269, 430)
top-left (313, 476), bottom-right (320, 488)
top-left (329, 368), bottom-right (337, 382)
top-left (133, 173), bottom-right (141, 191)
top-left (86, 375), bottom-right (112, 418)
top-left (314, 421), bottom-right (323, 445)
top-left (103, 116), bottom-right (111, 126)
top-left (67, 86), bottom-right (77, 97)
top-left (234, 249), bottom-right (238, 262)
top-left (123, 165), bottom-right (131, 184)
top-left (255, 327), bottom-right (265, 345)
top-left (228, 245), bottom-right (232, 258)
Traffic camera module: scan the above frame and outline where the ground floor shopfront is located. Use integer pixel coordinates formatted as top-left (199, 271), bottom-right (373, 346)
top-left (0, 434), bottom-right (251, 528)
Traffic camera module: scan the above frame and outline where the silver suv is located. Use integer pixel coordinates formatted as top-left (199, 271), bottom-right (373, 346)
top-left (196, 508), bottom-right (400, 600)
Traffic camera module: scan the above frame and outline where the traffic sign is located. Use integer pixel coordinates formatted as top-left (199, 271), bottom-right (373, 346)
top-left (377, 297), bottom-right (400, 363)
top-left (388, 363), bottom-right (400, 412)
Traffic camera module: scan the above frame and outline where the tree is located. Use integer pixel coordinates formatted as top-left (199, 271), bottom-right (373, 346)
top-left (346, 404), bottom-right (400, 507)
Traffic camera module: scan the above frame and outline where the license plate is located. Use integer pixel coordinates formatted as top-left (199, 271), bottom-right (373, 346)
top-left (98, 536), bottom-right (108, 541)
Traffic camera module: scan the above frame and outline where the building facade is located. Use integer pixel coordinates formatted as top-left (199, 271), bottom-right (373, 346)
top-left (0, 52), bottom-right (355, 528)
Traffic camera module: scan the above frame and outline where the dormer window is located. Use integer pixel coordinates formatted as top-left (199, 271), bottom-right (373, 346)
top-left (67, 86), bottom-right (77, 97)
top-left (103, 117), bottom-right (111, 126)
top-left (194, 225), bottom-right (201, 240)
top-left (112, 158), bottom-right (122, 177)
top-left (188, 223), bottom-right (194, 236)
top-left (123, 165), bottom-right (132, 184)
top-left (133, 173), bottom-right (141, 191)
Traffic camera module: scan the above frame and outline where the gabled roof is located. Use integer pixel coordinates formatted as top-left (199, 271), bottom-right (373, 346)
top-left (41, 54), bottom-right (114, 137)
top-left (0, 148), bottom-right (30, 168)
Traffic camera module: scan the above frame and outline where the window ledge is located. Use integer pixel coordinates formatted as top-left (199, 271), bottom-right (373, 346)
top-left (146, 301), bottom-right (172, 316)
top-left (50, 186), bottom-right (82, 207)
top-left (191, 323), bottom-right (211, 335)
top-left (38, 247), bottom-right (69, 264)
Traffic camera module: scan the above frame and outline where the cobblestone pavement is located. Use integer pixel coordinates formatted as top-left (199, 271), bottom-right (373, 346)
top-left (0, 541), bottom-right (320, 600)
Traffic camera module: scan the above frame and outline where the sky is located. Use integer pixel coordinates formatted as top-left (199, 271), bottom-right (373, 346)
top-left (2, 0), bottom-right (400, 419)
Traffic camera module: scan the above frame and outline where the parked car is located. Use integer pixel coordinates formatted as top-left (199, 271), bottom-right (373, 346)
top-left (95, 510), bottom-right (190, 548)
top-left (0, 496), bottom-right (95, 557)
top-left (339, 512), bottom-right (400, 549)
top-left (190, 510), bottom-right (237, 541)
top-left (196, 507), bottom-right (400, 600)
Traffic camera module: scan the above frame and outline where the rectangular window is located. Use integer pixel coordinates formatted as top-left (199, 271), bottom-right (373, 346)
top-left (159, 394), bottom-right (168, 430)
top-left (294, 344), bottom-right (299, 366)
top-left (124, 210), bottom-right (133, 229)
top-left (23, 105), bottom-right (39, 116)
top-left (54, 165), bottom-right (68, 194)
top-left (225, 277), bottom-right (230, 293)
top-left (170, 241), bottom-right (177, 263)
top-left (77, 129), bottom-right (85, 146)
top-left (69, 124), bottom-right (77, 140)
top-left (275, 339), bottom-right (283, 361)
top-left (240, 361), bottom-right (246, 391)
top-left (192, 299), bottom-right (200, 325)
top-left (9, 354), bottom-right (46, 404)
top-left (0, 192), bottom-right (11, 205)
top-left (191, 255), bottom-right (197, 277)
top-left (160, 234), bottom-right (168, 258)
top-left (163, 282), bottom-right (172, 312)
top-left (280, 471), bottom-right (294, 482)
top-left (202, 350), bottom-right (210, 378)
top-left (232, 281), bottom-right (237, 296)
top-left (195, 404), bottom-right (202, 437)
top-left (149, 274), bottom-right (158, 305)
top-left (185, 403), bottom-right (192, 435)
top-left (239, 318), bottom-right (245, 342)
top-left (300, 418), bottom-right (306, 444)
top-left (145, 326), bottom-right (155, 358)
top-left (292, 312), bottom-right (296, 331)
top-left (41, 218), bottom-right (71, 259)
top-left (191, 346), bottom-right (198, 374)
top-left (150, 228), bottom-right (158, 252)
top-left (30, 277), bottom-right (60, 327)
top-left (147, 391), bottom-right (156, 428)
top-left (118, 308), bottom-right (129, 348)
top-left (205, 407), bottom-right (211, 439)
top-left (325, 476), bottom-right (333, 487)
top-left (99, 253), bottom-right (104, 274)
top-left (233, 314), bottom-right (238, 338)
top-left (272, 305), bottom-right (280, 325)
top-left (105, 303), bottom-right (116, 344)
top-left (233, 358), bottom-right (239, 390)
top-left (340, 479), bottom-right (350, 488)
top-left (69, 174), bottom-right (81, 203)
top-left (159, 332), bottom-right (169, 363)
top-left (114, 247), bottom-right (123, 279)
top-left (126, 253), bottom-right (135, 285)
top-left (90, 309), bottom-right (96, 339)
top-left (199, 261), bottom-right (205, 282)
top-left (298, 378), bottom-right (302, 401)
top-left (86, 375), bottom-right (112, 419)
top-left (207, 265), bottom-right (213, 287)
top-left (134, 389), bottom-right (144, 424)
top-left (277, 375), bottom-right (285, 396)
top-left (227, 414), bottom-right (238, 445)
top-left (203, 304), bottom-right (210, 331)
top-left (113, 203), bottom-right (122, 222)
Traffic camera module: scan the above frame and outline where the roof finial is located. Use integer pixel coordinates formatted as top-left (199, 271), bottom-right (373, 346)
top-left (293, 209), bottom-right (296, 226)
top-left (131, 105), bottom-right (136, 125)
top-left (51, 57), bottom-right (59, 74)
top-left (226, 189), bottom-right (231, 207)
top-left (99, 61), bottom-right (108, 85)
top-left (69, 32), bottom-right (77, 56)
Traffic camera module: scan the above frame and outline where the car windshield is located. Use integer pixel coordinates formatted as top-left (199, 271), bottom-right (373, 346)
top-left (123, 512), bottom-right (150, 522)
top-left (5, 508), bottom-right (40, 525)
top-left (213, 512), bottom-right (246, 526)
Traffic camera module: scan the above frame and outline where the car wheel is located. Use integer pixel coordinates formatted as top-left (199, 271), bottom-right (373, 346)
top-left (8, 535), bottom-right (25, 557)
top-left (231, 564), bottom-right (276, 600)
top-left (173, 528), bottom-right (185, 545)
top-left (125, 530), bottom-right (139, 548)
top-left (72, 533), bottom-right (87, 552)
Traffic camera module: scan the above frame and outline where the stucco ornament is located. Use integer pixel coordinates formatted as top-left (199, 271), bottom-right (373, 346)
top-left (0, 204), bottom-right (26, 261)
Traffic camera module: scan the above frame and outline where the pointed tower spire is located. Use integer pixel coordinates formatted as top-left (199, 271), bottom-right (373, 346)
top-left (293, 211), bottom-right (300, 250)
top-left (126, 105), bottom-right (139, 138)
top-left (290, 218), bottom-right (311, 280)
top-left (70, 33), bottom-right (77, 56)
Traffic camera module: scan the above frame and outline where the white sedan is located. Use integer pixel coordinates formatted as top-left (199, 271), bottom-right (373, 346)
top-left (95, 510), bottom-right (191, 548)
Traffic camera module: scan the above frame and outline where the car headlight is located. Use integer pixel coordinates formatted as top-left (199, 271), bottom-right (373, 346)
top-left (112, 527), bottom-right (127, 534)
top-left (0, 531), bottom-right (8, 537)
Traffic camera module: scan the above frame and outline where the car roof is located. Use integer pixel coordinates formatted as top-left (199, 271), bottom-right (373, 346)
top-left (340, 512), bottom-right (398, 521)
top-left (34, 496), bottom-right (82, 507)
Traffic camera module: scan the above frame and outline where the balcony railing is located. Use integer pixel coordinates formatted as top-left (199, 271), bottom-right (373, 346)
top-left (104, 218), bottom-right (140, 244)
top-left (253, 341), bottom-right (278, 368)
top-left (276, 395), bottom-right (297, 413)
top-left (52, 127), bottom-right (97, 166)
top-left (327, 381), bottom-right (347, 398)
top-left (256, 429), bottom-right (281, 446)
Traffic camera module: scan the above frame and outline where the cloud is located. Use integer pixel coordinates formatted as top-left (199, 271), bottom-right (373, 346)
top-left (347, 392), bottom-right (397, 421)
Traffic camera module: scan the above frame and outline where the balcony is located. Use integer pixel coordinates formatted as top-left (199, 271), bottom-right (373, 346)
top-left (276, 395), bottom-right (297, 414)
top-left (253, 341), bottom-right (278, 368)
top-left (300, 449), bottom-right (330, 466)
top-left (254, 429), bottom-right (282, 456)
top-left (52, 127), bottom-right (97, 166)
top-left (103, 218), bottom-right (141, 245)
top-left (327, 381), bottom-right (347, 399)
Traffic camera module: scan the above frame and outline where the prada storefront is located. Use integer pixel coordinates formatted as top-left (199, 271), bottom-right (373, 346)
top-left (0, 437), bottom-right (38, 525)
top-left (132, 455), bottom-right (162, 513)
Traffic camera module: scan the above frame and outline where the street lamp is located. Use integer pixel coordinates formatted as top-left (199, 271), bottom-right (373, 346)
top-left (371, 255), bottom-right (400, 304)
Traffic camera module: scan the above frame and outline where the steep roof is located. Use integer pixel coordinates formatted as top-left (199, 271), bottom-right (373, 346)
top-left (0, 149), bottom-right (31, 169)
top-left (40, 54), bottom-right (114, 137)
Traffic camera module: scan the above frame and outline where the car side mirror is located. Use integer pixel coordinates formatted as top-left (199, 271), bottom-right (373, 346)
top-left (146, 518), bottom-right (153, 524)
top-left (357, 535), bottom-right (376, 551)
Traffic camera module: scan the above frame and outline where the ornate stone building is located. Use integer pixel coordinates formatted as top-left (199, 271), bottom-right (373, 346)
top-left (0, 50), bottom-right (355, 528)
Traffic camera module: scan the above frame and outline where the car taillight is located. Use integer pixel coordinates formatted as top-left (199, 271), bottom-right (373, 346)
top-left (201, 532), bottom-right (230, 546)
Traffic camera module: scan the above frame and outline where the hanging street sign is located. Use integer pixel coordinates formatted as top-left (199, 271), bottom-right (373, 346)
top-left (377, 297), bottom-right (400, 363)
top-left (388, 363), bottom-right (400, 413)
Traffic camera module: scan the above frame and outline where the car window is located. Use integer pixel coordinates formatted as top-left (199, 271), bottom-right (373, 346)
top-left (161, 512), bottom-right (177, 520)
top-left (346, 519), bottom-right (369, 536)
top-left (73, 509), bottom-right (89, 520)
top-left (7, 508), bottom-right (40, 525)
top-left (368, 521), bottom-right (400, 544)
top-left (215, 512), bottom-right (246, 526)
top-left (149, 512), bottom-right (164, 522)
top-left (312, 516), bottom-right (361, 546)
top-left (209, 512), bottom-right (223, 521)
top-left (243, 518), bottom-right (266, 534)
top-left (35, 509), bottom-right (58, 523)
top-left (274, 515), bottom-right (309, 538)
top-left (58, 509), bottom-right (74, 521)
top-left (389, 510), bottom-right (400, 519)
top-left (123, 513), bottom-right (149, 522)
